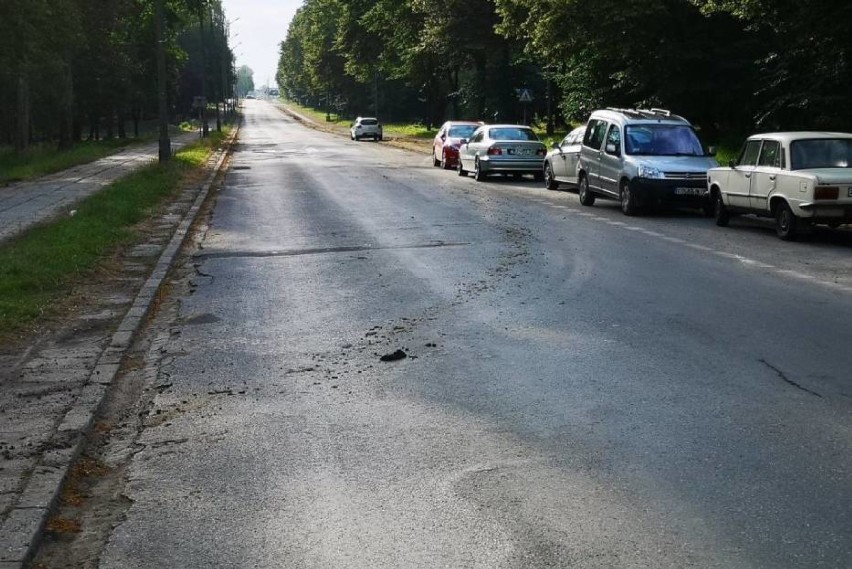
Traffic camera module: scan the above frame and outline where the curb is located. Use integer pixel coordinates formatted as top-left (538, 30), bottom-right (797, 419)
top-left (0, 126), bottom-right (239, 568)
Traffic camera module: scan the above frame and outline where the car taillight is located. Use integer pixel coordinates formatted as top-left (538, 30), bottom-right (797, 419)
top-left (814, 186), bottom-right (839, 200)
top-left (536, 148), bottom-right (546, 156)
top-left (487, 146), bottom-right (502, 156)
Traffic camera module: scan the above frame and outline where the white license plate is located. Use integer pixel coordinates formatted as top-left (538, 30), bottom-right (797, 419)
top-left (674, 187), bottom-right (703, 196)
top-left (509, 148), bottom-right (534, 156)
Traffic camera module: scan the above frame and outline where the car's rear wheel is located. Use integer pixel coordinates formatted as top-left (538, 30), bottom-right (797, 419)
top-left (713, 190), bottom-right (730, 227)
top-left (578, 174), bottom-right (595, 206)
top-left (544, 163), bottom-right (558, 190)
top-left (620, 180), bottom-right (638, 216)
top-left (775, 201), bottom-right (798, 240)
top-left (474, 159), bottom-right (487, 182)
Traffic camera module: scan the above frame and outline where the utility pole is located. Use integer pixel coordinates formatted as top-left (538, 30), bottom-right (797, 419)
top-left (198, 4), bottom-right (209, 138)
top-left (155, 0), bottom-right (171, 162)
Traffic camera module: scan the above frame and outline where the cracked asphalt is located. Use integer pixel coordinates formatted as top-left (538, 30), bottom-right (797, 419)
top-left (39, 100), bottom-right (852, 568)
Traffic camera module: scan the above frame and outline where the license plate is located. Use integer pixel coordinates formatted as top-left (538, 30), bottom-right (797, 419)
top-left (509, 148), bottom-right (534, 156)
top-left (674, 187), bottom-right (703, 196)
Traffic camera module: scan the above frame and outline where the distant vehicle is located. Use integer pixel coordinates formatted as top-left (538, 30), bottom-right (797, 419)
top-left (708, 132), bottom-right (852, 240)
top-left (245, 94), bottom-right (256, 100)
top-left (351, 117), bottom-right (383, 141)
top-left (577, 108), bottom-right (718, 216)
top-left (432, 121), bottom-right (481, 169)
top-left (457, 124), bottom-right (547, 182)
top-left (543, 126), bottom-right (586, 190)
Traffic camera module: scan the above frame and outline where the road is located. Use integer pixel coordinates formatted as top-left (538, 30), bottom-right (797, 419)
top-left (55, 101), bottom-right (852, 568)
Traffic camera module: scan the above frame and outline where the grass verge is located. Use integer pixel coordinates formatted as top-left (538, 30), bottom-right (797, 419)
top-left (0, 129), bottom-right (229, 339)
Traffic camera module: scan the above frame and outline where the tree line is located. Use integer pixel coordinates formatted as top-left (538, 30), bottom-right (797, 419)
top-left (0, 0), bottom-right (237, 153)
top-left (277, 0), bottom-right (852, 140)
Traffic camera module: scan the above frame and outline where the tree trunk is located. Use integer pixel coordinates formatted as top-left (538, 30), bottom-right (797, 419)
top-left (156, 0), bottom-right (171, 162)
top-left (15, 72), bottom-right (30, 153)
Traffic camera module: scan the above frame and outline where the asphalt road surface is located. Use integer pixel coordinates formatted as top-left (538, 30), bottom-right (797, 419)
top-left (99, 101), bottom-right (851, 568)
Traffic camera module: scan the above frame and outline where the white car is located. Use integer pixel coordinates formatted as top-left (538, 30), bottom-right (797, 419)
top-left (708, 132), bottom-right (852, 240)
top-left (543, 126), bottom-right (586, 190)
top-left (350, 117), bottom-right (383, 141)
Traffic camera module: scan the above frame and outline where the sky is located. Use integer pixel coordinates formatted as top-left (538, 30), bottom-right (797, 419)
top-left (221, 0), bottom-right (303, 89)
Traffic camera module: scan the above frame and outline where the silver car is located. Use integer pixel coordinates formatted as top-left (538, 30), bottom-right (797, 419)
top-left (350, 117), bottom-right (383, 141)
top-left (457, 124), bottom-right (547, 182)
top-left (577, 108), bottom-right (718, 215)
top-left (543, 126), bottom-right (586, 190)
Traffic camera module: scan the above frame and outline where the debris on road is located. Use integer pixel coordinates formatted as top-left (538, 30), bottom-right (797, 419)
top-left (380, 349), bottom-right (407, 362)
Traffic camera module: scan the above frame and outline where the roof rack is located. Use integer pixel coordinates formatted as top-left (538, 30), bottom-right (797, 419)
top-left (605, 107), bottom-right (686, 122)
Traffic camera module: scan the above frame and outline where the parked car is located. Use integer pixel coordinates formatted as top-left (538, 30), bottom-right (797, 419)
top-left (577, 108), bottom-right (718, 215)
top-left (350, 117), bottom-right (383, 141)
top-left (543, 126), bottom-right (586, 190)
top-left (432, 121), bottom-right (481, 169)
top-left (457, 124), bottom-right (547, 182)
top-left (708, 132), bottom-right (852, 240)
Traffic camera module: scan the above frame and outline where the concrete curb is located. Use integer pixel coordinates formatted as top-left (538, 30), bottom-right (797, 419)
top-left (0, 126), bottom-right (239, 568)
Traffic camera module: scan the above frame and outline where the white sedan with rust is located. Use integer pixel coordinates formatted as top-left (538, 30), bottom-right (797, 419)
top-left (708, 132), bottom-right (852, 240)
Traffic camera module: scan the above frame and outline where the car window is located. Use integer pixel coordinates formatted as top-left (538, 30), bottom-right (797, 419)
top-left (757, 140), bottom-right (782, 168)
top-left (738, 140), bottom-right (762, 166)
top-left (360, 119), bottom-right (378, 126)
top-left (562, 134), bottom-right (574, 146)
top-left (790, 138), bottom-right (852, 170)
top-left (624, 125), bottom-right (702, 156)
top-left (470, 130), bottom-right (484, 143)
top-left (584, 120), bottom-right (608, 150)
top-left (448, 125), bottom-right (478, 138)
top-left (605, 125), bottom-right (621, 153)
top-left (488, 128), bottom-right (538, 141)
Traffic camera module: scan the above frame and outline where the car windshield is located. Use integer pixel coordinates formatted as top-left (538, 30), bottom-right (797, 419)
top-left (790, 138), bottom-right (852, 170)
top-left (448, 125), bottom-right (478, 138)
top-left (489, 128), bottom-right (538, 141)
top-left (360, 119), bottom-right (378, 125)
top-left (625, 125), bottom-right (703, 156)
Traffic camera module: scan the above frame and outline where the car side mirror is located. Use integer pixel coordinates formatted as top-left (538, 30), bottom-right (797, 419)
top-left (460, 139), bottom-right (468, 145)
top-left (728, 159), bottom-right (736, 169)
top-left (707, 146), bottom-right (717, 157)
top-left (605, 143), bottom-right (620, 156)
top-left (440, 134), bottom-right (446, 140)
top-left (551, 141), bottom-right (560, 150)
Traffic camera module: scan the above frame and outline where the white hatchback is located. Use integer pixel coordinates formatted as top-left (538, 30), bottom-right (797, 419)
top-left (708, 132), bottom-right (852, 240)
top-left (350, 117), bottom-right (383, 141)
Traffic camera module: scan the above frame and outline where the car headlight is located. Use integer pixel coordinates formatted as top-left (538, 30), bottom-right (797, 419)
top-left (638, 165), bottom-right (664, 179)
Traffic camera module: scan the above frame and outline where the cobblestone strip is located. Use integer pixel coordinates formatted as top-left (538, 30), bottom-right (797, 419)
top-left (0, 129), bottom-right (238, 568)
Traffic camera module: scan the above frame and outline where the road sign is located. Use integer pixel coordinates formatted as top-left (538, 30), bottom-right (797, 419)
top-left (517, 89), bottom-right (533, 103)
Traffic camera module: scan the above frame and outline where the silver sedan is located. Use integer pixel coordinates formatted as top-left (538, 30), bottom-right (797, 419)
top-left (543, 126), bottom-right (586, 190)
top-left (458, 124), bottom-right (547, 182)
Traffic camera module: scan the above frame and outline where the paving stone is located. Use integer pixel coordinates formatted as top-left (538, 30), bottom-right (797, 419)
top-left (17, 466), bottom-right (65, 509)
top-left (0, 506), bottom-right (46, 562)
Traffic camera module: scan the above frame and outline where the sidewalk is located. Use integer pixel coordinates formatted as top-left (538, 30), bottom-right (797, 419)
top-left (0, 132), bottom-right (197, 243)
top-left (0, 129), bottom-right (235, 568)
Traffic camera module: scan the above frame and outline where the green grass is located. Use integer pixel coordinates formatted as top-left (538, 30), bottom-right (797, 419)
top-left (0, 129), bottom-right (228, 338)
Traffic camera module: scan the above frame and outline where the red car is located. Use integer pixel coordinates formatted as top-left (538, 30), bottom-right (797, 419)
top-left (432, 121), bottom-right (481, 169)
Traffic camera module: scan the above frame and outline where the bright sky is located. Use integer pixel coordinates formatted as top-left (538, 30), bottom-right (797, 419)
top-left (221, 0), bottom-right (303, 89)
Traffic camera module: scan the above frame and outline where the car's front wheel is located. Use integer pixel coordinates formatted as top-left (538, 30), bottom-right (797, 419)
top-left (544, 163), bottom-right (558, 190)
top-left (457, 157), bottom-right (467, 177)
top-left (578, 174), bottom-right (595, 206)
top-left (620, 180), bottom-right (638, 216)
top-left (775, 201), bottom-right (799, 240)
top-left (433, 150), bottom-right (441, 167)
top-left (713, 190), bottom-right (730, 227)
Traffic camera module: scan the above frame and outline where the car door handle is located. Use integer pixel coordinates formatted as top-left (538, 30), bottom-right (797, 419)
top-left (744, 173), bottom-right (752, 178)
top-left (769, 175), bottom-right (776, 180)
